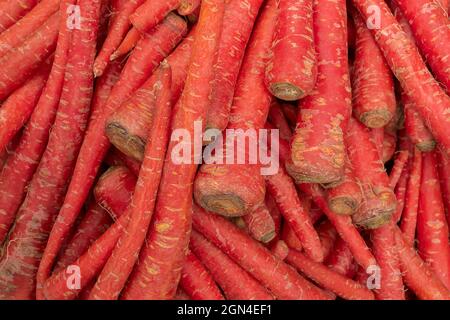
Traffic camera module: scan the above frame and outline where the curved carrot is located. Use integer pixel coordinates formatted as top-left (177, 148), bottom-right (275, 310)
top-left (110, 27), bottom-right (141, 61)
top-left (0, 0), bottom-right (38, 32)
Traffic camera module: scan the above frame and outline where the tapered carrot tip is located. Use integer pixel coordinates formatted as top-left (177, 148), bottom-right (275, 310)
top-left (359, 108), bottom-right (394, 129)
top-left (269, 82), bottom-right (305, 101)
top-left (352, 191), bottom-right (396, 229)
top-left (328, 196), bottom-right (359, 216)
top-left (105, 123), bottom-right (145, 161)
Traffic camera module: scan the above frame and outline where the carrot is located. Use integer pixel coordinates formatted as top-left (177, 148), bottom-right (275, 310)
top-left (205, 0), bottom-right (264, 134)
top-left (242, 202), bottom-right (276, 243)
top-left (394, 226), bottom-right (450, 300)
top-left (110, 27), bottom-right (141, 60)
top-left (346, 117), bottom-right (397, 229)
top-left (177, 0), bottom-right (200, 16)
top-left (89, 63), bottom-right (172, 300)
top-left (93, 0), bottom-right (145, 77)
top-left (37, 13), bottom-right (187, 295)
top-left (389, 150), bottom-right (410, 189)
top-left (266, 167), bottom-right (324, 262)
top-left (121, 0), bottom-right (225, 300)
top-left (0, 0), bottom-right (75, 245)
top-left (180, 251), bottom-right (224, 300)
top-left (265, 0), bottom-right (316, 101)
top-left (190, 230), bottom-right (273, 300)
top-left (326, 237), bottom-right (357, 278)
top-left (94, 166), bottom-right (137, 220)
top-left (0, 0), bottom-right (38, 32)
top-left (0, 11), bottom-right (59, 101)
top-left (288, 0), bottom-right (351, 185)
top-left (416, 151), bottom-right (450, 289)
top-left (104, 148), bottom-right (141, 176)
top-left (281, 223), bottom-right (303, 252)
top-left (265, 193), bottom-right (282, 240)
top-left (351, 0), bottom-right (450, 151)
top-left (129, 0), bottom-right (180, 32)
top-left (268, 101), bottom-right (293, 141)
top-left (194, 0), bottom-right (277, 217)
top-left (0, 63), bottom-right (49, 153)
top-left (106, 29), bottom-right (194, 161)
top-left (192, 205), bottom-right (331, 300)
top-left (286, 249), bottom-right (375, 300)
top-left (0, 0), bottom-right (59, 58)
top-left (436, 146), bottom-right (450, 224)
top-left (0, 0), bottom-right (102, 300)
top-left (351, 11), bottom-right (396, 128)
top-left (270, 240), bottom-right (289, 260)
top-left (281, 102), bottom-right (297, 128)
top-left (317, 220), bottom-right (338, 261)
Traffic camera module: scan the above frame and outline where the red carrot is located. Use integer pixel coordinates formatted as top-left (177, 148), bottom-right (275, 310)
top-left (351, 11), bottom-right (396, 128)
top-left (270, 240), bottom-right (289, 261)
top-left (242, 202), bottom-right (276, 243)
top-left (130, 0), bottom-right (180, 32)
top-left (389, 150), bottom-right (410, 189)
top-left (0, 0), bottom-right (38, 32)
top-left (93, 0), bottom-right (145, 77)
top-left (0, 0), bottom-right (59, 57)
top-left (436, 146), bottom-right (450, 224)
top-left (326, 237), bottom-right (357, 278)
top-left (0, 11), bottom-right (58, 101)
top-left (317, 220), bottom-right (338, 261)
top-left (89, 63), bottom-right (172, 300)
top-left (286, 249), bottom-right (375, 300)
top-left (180, 251), bottom-right (224, 300)
top-left (121, 0), bottom-right (225, 300)
top-left (0, 0), bottom-right (75, 245)
top-left (416, 151), bottom-right (450, 289)
top-left (268, 101), bottom-right (293, 141)
top-left (265, 0), bottom-right (316, 101)
top-left (205, 0), bottom-right (264, 134)
top-left (192, 205), bottom-right (331, 300)
top-left (177, 0), bottom-right (200, 16)
top-left (288, 0), bottom-right (350, 185)
top-left (110, 27), bottom-right (141, 60)
top-left (37, 13), bottom-right (187, 294)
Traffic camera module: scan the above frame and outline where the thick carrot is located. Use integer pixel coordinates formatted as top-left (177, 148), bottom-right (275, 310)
top-left (351, 0), bottom-right (450, 151)
top-left (192, 205), bottom-right (331, 300)
top-left (93, 0), bottom-right (145, 77)
top-left (436, 146), bottom-right (450, 224)
top-left (194, 0), bottom-right (277, 217)
top-left (416, 151), bottom-right (450, 289)
top-left (106, 29), bottom-right (194, 161)
top-left (0, 0), bottom-right (75, 245)
top-left (110, 27), bottom-right (141, 60)
top-left (242, 203), bottom-right (276, 243)
top-left (0, 0), bottom-right (102, 300)
top-left (178, 0), bottom-right (200, 15)
top-left (190, 230), bottom-right (273, 300)
top-left (180, 251), bottom-right (224, 300)
top-left (0, 0), bottom-right (60, 57)
top-left (265, 0), bottom-right (316, 101)
top-left (130, 0), bottom-right (180, 32)
top-left (37, 13), bottom-right (187, 294)
top-left (288, 0), bottom-right (350, 185)
top-left (394, 226), bottom-right (450, 300)
top-left (89, 63), bottom-right (172, 300)
top-left (205, 0), bottom-right (264, 134)
top-left (0, 64), bottom-right (49, 153)
top-left (351, 11), bottom-right (396, 128)
top-left (286, 250), bottom-right (375, 300)
top-left (0, 0), bottom-right (38, 32)
top-left (0, 11), bottom-right (59, 101)
top-left (326, 237), bottom-right (357, 278)
top-left (94, 166), bottom-right (137, 220)
top-left (346, 117), bottom-right (397, 229)
top-left (121, 0), bottom-right (225, 300)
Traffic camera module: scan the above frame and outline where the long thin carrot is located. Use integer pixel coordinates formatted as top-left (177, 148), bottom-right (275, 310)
top-left (326, 237), bottom-right (356, 278)
top-left (0, 0), bottom-right (38, 32)
top-left (110, 27), bottom-right (141, 61)
top-left (436, 146), bottom-right (450, 226)
top-left (129, 0), bottom-right (180, 32)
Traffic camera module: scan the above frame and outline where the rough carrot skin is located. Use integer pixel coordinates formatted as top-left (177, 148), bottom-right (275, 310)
top-left (352, 0), bottom-right (450, 152)
top-left (106, 30), bottom-right (194, 161)
top-left (192, 206), bottom-right (331, 300)
top-left (180, 251), bottom-right (225, 300)
top-left (190, 230), bottom-right (273, 300)
top-left (394, 0), bottom-right (450, 94)
top-left (394, 226), bottom-right (450, 300)
top-left (0, 64), bottom-right (49, 154)
top-left (351, 12), bottom-right (396, 129)
top-left (89, 63), bottom-right (172, 300)
top-left (94, 166), bottom-right (137, 220)
top-left (382, 107), bottom-right (401, 163)
top-left (242, 203), bottom-right (276, 243)
top-left (110, 27), bottom-right (141, 60)
top-left (0, 0), bottom-right (38, 32)
top-left (93, 0), bottom-right (145, 77)
top-left (326, 237), bottom-right (357, 278)
top-left (178, 0), bottom-right (200, 15)
top-left (121, 0), bottom-right (225, 300)
top-left (389, 150), bottom-right (410, 190)
top-left (281, 223), bottom-right (303, 252)
top-left (270, 239), bottom-right (289, 260)
top-left (417, 151), bottom-right (450, 289)
top-left (0, 0), bottom-right (75, 245)
top-left (288, 0), bottom-right (351, 185)
top-left (346, 117), bottom-right (397, 229)
top-left (265, 0), bottom-right (316, 101)
top-left (300, 184), bottom-right (376, 271)
top-left (436, 146), bottom-right (450, 225)
top-left (37, 14), bottom-right (187, 294)
top-left (130, 0), bottom-right (180, 32)
top-left (266, 167), bottom-right (324, 262)
top-left (0, 0), bottom-right (102, 300)
top-left (0, 12), bottom-right (58, 101)
top-left (194, 0), bottom-right (277, 217)
top-left (205, 0), bottom-right (264, 134)
top-left (268, 101), bottom-right (293, 141)
top-left (317, 220), bottom-right (338, 261)
top-left (286, 250), bottom-right (375, 300)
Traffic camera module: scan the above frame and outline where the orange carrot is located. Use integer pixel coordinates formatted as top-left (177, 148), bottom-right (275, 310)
top-left (242, 203), bottom-right (276, 243)
top-left (177, 0), bottom-right (200, 15)
top-left (110, 27), bottom-right (141, 60)
top-left (436, 146), bottom-right (450, 225)
top-left (0, 0), bottom-right (38, 32)
top-left (130, 0), bottom-right (180, 32)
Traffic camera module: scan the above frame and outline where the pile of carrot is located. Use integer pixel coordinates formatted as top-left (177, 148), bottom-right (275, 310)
top-left (0, 0), bottom-right (449, 300)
